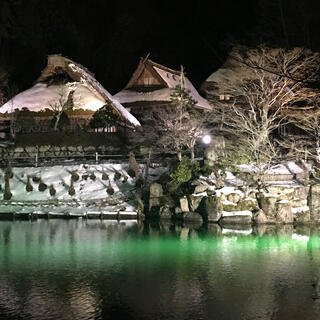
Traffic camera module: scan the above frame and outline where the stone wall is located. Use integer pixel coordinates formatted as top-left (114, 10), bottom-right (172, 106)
top-left (147, 181), bottom-right (320, 225)
top-left (0, 144), bottom-right (120, 160)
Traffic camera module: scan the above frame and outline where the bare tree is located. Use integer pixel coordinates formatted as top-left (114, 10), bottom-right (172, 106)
top-left (284, 107), bottom-right (320, 161)
top-left (212, 46), bottom-right (320, 163)
top-left (49, 87), bottom-right (74, 131)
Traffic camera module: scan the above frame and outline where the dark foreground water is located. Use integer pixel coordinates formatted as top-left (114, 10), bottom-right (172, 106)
top-left (0, 220), bottom-right (320, 320)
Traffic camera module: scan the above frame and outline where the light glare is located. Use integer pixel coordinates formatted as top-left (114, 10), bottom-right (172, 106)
top-left (202, 135), bottom-right (211, 144)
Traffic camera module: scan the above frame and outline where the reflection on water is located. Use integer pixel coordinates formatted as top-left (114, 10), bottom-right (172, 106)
top-left (0, 220), bottom-right (320, 320)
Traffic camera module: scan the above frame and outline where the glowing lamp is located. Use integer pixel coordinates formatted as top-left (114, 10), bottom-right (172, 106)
top-left (202, 135), bottom-right (211, 144)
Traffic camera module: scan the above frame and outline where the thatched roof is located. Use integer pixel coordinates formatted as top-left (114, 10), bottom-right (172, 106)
top-left (1, 54), bottom-right (140, 127)
top-left (115, 58), bottom-right (211, 110)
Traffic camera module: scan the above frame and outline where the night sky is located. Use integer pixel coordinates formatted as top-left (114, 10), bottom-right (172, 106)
top-left (1, 0), bottom-right (320, 96)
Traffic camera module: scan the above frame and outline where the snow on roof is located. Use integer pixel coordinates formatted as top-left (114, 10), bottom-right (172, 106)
top-left (0, 82), bottom-right (105, 113)
top-left (68, 63), bottom-right (141, 127)
top-left (115, 59), bottom-right (212, 110)
top-left (154, 66), bottom-right (212, 110)
top-left (0, 54), bottom-right (141, 127)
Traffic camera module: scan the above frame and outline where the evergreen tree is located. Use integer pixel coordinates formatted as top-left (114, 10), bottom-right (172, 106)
top-left (89, 102), bottom-right (121, 131)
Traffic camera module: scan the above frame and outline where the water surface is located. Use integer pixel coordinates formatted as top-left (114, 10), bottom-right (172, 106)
top-left (0, 220), bottom-right (320, 320)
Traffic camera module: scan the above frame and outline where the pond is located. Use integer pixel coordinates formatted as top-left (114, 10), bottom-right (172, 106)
top-left (0, 220), bottom-right (320, 320)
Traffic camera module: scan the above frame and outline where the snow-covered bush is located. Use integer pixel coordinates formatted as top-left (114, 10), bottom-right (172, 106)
top-left (38, 180), bottom-right (47, 192)
top-left (107, 181), bottom-right (114, 195)
top-left (3, 176), bottom-right (12, 200)
top-left (68, 178), bottom-right (75, 196)
top-left (26, 176), bottom-right (33, 192)
top-left (71, 171), bottom-right (80, 182)
top-left (89, 172), bottom-right (96, 181)
top-left (102, 172), bottom-right (109, 180)
top-left (49, 184), bottom-right (56, 196)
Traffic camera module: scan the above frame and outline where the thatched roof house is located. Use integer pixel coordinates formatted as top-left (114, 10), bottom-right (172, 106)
top-left (114, 58), bottom-right (211, 112)
top-left (201, 47), bottom-right (258, 102)
top-left (0, 54), bottom-right (140, 128)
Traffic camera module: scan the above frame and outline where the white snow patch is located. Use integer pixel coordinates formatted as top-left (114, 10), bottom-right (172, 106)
top-left (216, 187), bottom-right (244, 197)
top-left (291, 206), bottom-right (309, 214)
top-left (222, 210), bottom-right (253, 217)
top-left (192, 191), bottom-right (207, 197)
top-left (222, 200), bottom-right (237, 206)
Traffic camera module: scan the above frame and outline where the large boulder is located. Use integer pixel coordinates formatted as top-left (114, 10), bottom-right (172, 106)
top-left (257, 193), bottom-right (279, 218)
top-left (194, 185), bottom-right (209, 194)
top-left (227, 192), bottom-right (241, 204)
top-left (149, 183), bottom-right (163, 209)
top-left (308, 184), bottom-right (320, 223)
top-left (253, 209), bottom-right (271, 224)
top-left (293, 186), bottom-right (310, 199)
top-left (150, 183), bottom-right (163, 198)
top-left (198, 196), bottom-right (222, 222)
top-left (236, 198), bottom-right (259, 211)
top-left (189, 194), bottom-right (204, 212)
top-left (220, 212), bottom-right (252, 225)
top-left (221, 200), bottom-right (237, 212)
top-left (275, 200), bottom-right (293, 223)
top-left (293, 206), bottom-right (311, 224)
top-left (180, 197), bottom-right (189, 212)
top-left (159, 206), bottom-right (173, 220)
top-left (183, 211), bottom-right (203, 223)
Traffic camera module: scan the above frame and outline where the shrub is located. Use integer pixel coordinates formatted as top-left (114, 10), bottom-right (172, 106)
top-left (49, 184), bottom-right (56, 196)
top-left (26, 176), bottom-right (33, 192)
top-left (5, 162), bottom-right (13, 179)
top-left (89, 172), bottom-right (96, 181)
top-left (38, 180), bottom-right (47, 192)
top-left (200, 163), bottom-right (213, 176)
top-left (107, 182), bottom-right (114, 195)
top-left (102, 172), bottom-right (109, 180)
top-left (113, 170), bottom-right (121, 181)
top-left (82, 174), bottom-right (89, 180)
top-left (71, 171), bottom-right (80, 182)
top-left (68, 178), bottom-right (75, 196)
top-left (32, 176), bottom-right (41, 183)
top-left (170, 157), bottom-right (192, 184)
top-left (3, 177), bottom-right (12, 200)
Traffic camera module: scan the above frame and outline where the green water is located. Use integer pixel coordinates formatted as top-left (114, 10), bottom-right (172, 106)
top-left (0, 220), bottom-right (320, 320)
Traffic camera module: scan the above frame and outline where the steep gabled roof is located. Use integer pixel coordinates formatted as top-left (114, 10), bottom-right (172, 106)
top-left (1, 54), bottom-right (140, 127)
top-left (116, 58), bottom-right (211, 110)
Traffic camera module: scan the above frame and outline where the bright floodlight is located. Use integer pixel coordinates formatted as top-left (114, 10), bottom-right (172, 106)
top-left (202, 135), bottom-right (211, 144)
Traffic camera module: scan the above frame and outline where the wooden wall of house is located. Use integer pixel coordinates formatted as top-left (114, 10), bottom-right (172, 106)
top-left (129, 68), bottom-right (165, 91)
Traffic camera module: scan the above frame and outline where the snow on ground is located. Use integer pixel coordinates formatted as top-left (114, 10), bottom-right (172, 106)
top-left (238, 161), bottom-right (311, 175)
top-left (0, 163), bottom-right (140, 217)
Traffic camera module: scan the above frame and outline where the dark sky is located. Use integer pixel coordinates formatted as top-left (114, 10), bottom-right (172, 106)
top-left (1, 0), bottom-right (320, 96)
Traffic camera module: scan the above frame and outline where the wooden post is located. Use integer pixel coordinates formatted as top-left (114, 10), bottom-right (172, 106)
top-left (35, 153), bottom-right (38, 168)
top-left (95, 152), bottom-right (99, 164)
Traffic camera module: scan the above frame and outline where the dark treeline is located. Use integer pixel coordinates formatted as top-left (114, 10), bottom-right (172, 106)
top-left (0, 0), bottom-right (320, 97)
